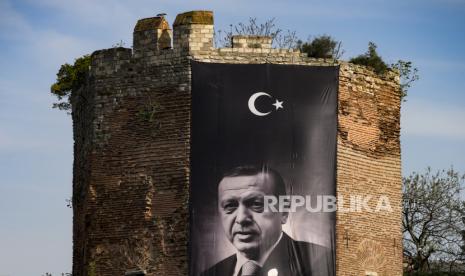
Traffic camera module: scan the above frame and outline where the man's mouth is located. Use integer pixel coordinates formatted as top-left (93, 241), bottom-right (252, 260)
top-left (234, 231), bottom-right (258, 241)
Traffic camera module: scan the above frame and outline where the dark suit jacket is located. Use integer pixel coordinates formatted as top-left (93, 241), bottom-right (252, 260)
top-left (200, 233), bottom-right (334, 276)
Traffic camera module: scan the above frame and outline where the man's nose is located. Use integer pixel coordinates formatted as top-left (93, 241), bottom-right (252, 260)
top-left (235, 204), bottom-right (252, 225)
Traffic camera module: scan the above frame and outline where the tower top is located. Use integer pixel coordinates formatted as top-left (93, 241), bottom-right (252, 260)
top-left (134, 16), bottom-right (170, 32)
top-left (173, 10), bottom-right (213, 26)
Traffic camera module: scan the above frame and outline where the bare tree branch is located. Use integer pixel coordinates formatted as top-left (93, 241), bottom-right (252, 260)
top-left (403, 168), bottom-right (465, 272)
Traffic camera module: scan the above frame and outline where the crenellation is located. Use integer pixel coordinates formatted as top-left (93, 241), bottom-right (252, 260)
top-left (133, 16), bottom-right (172, 57)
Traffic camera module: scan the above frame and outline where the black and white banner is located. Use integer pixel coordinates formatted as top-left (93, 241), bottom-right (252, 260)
top-left (190, 62), bottom-right (338, 276)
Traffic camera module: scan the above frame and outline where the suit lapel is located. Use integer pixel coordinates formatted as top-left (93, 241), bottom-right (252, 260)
top-left (220, 254), bottom-right (237, 276)
top-left (260, 234), bottom-right (293, 276)
top-left (202, 254), bottom-right (237, 276)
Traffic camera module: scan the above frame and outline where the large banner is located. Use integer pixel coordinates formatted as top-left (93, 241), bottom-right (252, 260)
top-left (190, 62), bottom-right (338, 276)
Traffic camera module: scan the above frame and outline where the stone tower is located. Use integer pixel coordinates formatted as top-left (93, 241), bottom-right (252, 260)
top-left (71, 10), bottom-right (402, 276)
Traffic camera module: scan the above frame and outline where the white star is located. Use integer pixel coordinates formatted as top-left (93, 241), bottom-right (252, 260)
top-left (272, 99), bottom-right (284, 110)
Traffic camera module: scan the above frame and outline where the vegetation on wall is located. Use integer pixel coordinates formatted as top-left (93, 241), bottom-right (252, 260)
top-left (350, 42), bottom-right (419, 101)
top-left (215, 17), bottom-right (299, 49)
top-left (215, 18), bottom-right (345, 59)
top-left (137, 97), bottom-right (163, 136)
top-left (391, 60), bottom-right (420, 101)
top-left (215, 17), bottom-right (419, 101)
top-left (350, 42), bottom-right (389, 74)
top-left (50, 55), bottom-right (91, 112)
top-left (51, 19), bottom-right (419, 111)
top-left (297, 35), bottom-right (344, 59)
top-left (88, 261), bottom-right (97, 276)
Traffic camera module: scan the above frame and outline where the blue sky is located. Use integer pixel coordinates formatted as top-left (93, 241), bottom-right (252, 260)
top-left (0, 0), bottom-right (464, 275)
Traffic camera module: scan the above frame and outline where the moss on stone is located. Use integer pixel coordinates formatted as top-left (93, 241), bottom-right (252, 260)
top-left (173, 10), bottom-right (213, 26)
top-left (134, 17), bottom-right (170, 32)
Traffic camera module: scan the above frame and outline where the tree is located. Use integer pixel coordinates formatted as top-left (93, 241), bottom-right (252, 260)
top-left (350, 42), bottom-right (389, 75)
top-left (461, 222), bottom-right (465, 258)
top-left (298, 35), bottom-right (344, 59)
top-left (403, 168), bottom-right (465, 273)
top-left (50, 55), bottom-right (91, 112)
top-left (391, 60), bottom-right (419, 102)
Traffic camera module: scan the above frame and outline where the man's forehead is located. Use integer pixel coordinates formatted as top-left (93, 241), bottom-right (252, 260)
top-left (218, 173), bottom-right (273, 192)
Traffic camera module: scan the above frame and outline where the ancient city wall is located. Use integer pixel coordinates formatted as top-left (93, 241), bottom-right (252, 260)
top-left (72, 11), bottom-right (402, 276)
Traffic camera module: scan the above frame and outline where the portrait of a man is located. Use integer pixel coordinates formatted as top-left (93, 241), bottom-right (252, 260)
top-left (190, 62), bottom-right (338, 276)
top-left (201, 165), bottom-right (333, 276)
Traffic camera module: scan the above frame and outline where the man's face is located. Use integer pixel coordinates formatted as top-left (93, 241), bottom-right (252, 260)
top-left (218, 172), bottom-right (287, 259)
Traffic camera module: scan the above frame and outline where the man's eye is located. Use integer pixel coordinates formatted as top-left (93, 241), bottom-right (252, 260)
top-left (251, 201), bottom-right (264, 212)
top-left (223, 203), bottom-right (238, 213)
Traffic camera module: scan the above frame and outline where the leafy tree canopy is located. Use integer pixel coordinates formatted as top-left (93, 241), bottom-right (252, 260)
top-left (298, 35), bottom-right (344, 59)
top-left (50, 55), bottom-right (91, 111)
top-left (350, 42), bottom-right (388, 75)
top-left (391, 60), bottom-right (420, 101)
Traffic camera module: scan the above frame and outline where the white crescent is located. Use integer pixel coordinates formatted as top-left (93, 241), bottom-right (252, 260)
top-left (248, 92), bottom-right (272, 116)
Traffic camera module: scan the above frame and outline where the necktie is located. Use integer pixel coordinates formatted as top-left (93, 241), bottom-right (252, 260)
top-left (241, 261), bottom-right (261, 276)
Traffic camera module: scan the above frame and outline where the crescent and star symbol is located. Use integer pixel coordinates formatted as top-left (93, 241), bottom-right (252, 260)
top-left (248, 92), bottom-right (284, 117)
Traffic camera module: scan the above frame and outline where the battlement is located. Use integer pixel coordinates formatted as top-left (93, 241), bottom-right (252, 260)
top-left (89, 10), bottom-right (337, 76)
top-left (232, 35), bottom-right (272, 49)
top-left (133, 16), bottom-right (172, 57)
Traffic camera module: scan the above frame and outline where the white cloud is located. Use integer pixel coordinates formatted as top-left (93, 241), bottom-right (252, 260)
top-left (1, 4), bottom-right (82, 67)
top-left (1, 0), bottom-right (97, 67)
top-left (24, 0), bottom-right (144, 35)
top-left (24, 0), bottom-right (401, 30)
top-left (402, 100), bottom-right (465, 140)
top-left (0, 0), bottom-right (32, 40)
top-left (32, 30), bottom-right (97, 68)
top-left (0, 77), bottom-right (73, 154)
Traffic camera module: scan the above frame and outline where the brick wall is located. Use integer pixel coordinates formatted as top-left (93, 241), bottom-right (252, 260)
top-left (72, 10), bottom-right (402, 276)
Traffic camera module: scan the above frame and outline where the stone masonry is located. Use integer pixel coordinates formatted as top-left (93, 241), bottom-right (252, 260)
top-left (71, 10), bottom-right (402, 276)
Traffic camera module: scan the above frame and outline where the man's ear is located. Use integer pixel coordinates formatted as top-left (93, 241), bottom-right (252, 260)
top-left (281, 212), bottom-right (289, 224)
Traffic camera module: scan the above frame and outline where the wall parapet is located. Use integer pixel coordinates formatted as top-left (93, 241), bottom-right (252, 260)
top-left (90, 47), bottom-right (132, 77)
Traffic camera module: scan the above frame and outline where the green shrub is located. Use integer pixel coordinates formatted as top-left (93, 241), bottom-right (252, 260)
top-left (299, 35), bottom-right (343, 59)
top-left (350, 42), bottom-right (388, 75)
top-left (50, 55), bottom-right (91, 111)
